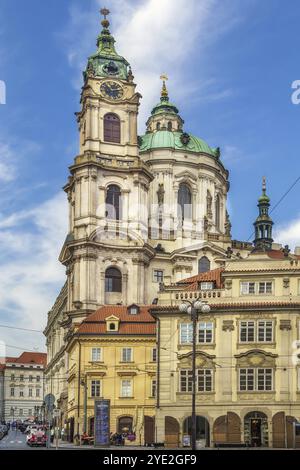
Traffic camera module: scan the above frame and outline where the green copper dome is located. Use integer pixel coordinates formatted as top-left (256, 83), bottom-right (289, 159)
top-left (84, 10), bottom-right (130, 81)
top-left (139, 130), bottom-right (217, 156)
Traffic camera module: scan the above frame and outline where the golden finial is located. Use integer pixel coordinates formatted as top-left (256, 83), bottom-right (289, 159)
top-left (160, 73), bottom-right (169, 99)
top-left (100, 7), bottom-right (110, 29)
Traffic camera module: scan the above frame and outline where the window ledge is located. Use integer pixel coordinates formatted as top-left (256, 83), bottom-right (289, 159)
top-left (238, 390), bottom-right (274, 394)
top-left (237, 342), bottom-right (276, 347)
top-left (177, 391), bottom-right (215, 395)
top-left (178, 343), bottom-right (215, 349)
top-left (119, 396), bottom-right (134, 399)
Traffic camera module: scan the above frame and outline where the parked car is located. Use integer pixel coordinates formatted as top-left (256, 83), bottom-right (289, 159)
top-left (0, 424), bottom-right (8, 439)
top-left (27, 428), bottom-right (47, 447)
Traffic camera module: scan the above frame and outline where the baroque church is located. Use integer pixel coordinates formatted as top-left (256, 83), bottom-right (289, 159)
top-left (44, 10), bottom-right (300, 447)
top-left (58, 10), bottom-right (246, 320)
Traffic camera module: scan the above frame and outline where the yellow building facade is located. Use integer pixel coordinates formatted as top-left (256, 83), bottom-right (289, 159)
top-left (66, 305), bottom-right (156, 444)
top-left (152, 247), bottom-right (300, 448)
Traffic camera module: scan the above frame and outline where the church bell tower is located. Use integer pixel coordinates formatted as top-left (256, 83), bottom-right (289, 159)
top-left (60, 10), bottom-right (154, 322)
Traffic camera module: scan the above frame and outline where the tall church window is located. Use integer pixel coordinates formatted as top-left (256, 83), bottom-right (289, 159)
top-left (198, 256), bottom-right (210, 273)
top-left (104, 113), bottom-right (120, 143)
top-left (156, 122), bottom-right (161, 131)
top-left (106, 185), bottom-right (121, 220)
top-left (105, 267), bottom-right (122, 292)
top-left (215, 194), bottom-right (220, 231)
top-left (178, 183), bottom-right (192, 221)
top-left (167, 121), bottom-right (172, 131)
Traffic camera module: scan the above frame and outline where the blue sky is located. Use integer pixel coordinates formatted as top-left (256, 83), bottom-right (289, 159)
top-left (0, 0), bottom-right (300, 354)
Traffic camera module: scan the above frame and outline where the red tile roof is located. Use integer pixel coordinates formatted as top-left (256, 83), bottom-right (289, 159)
top-left (77, 305), bottom-right (156, 336)
top-left (177, 268), bottom-right (224, 291)
top-left (266, 249), bottom-right (300, 260)
top-left (5, 352), bottom-right (47, 366)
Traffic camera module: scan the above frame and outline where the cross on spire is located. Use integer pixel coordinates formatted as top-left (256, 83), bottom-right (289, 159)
top-left (160, 74), bottom-right (169, 100)
top-left (100, 7), bottom-right (110, 19)
top-left (100, 7), bottom-right (110, 29)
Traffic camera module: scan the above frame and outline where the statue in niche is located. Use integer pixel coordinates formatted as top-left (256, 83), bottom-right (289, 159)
top-left (225, 211), bottom-right (232, 237)
top-left (203, 215), bottom-right (212, 233)
top-left (206, 190), bottom-right (212, 219)
top-left (157, 183), bottom-right (165, 207)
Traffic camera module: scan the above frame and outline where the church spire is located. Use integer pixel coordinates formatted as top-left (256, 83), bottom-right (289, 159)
top-left (253, 177), bottom-right (274, 251)
top-left (84, 8), bottom-right (131, 81)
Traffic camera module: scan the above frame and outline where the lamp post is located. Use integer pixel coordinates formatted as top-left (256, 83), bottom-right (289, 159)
top-left (80, 376), bottom-right (88, 435)
top-left (179, 299), bottom-right (211, 451)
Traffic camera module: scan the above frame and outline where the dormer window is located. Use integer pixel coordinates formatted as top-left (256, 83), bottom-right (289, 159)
top-left (105, 315), bottom-right (120, 332)
top-left (128, 304), bottom-right (140, 315)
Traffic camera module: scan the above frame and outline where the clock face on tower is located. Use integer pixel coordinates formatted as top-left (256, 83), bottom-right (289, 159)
top-left (100, 81), bottom-right (124, 100)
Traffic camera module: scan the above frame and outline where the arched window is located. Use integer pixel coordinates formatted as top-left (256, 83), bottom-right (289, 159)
top-left (167, 121), bottom-right (172, 131)
top-left (198, 256), bottom-right (210, 273)
top-left (156, 122), bottom-right (161, 131)
top-left (104, 113), bottom-right (120, 143)
top-left (105, 267), bottom-right (122, 292)
top-left (118, 416), bottom-right (133, 434)
top-left (178, 183), bottom-right (192, 221)
top-left (106, 185), bottom-right (121, 220)
top-left (215, 194), bottom-right (220, 231)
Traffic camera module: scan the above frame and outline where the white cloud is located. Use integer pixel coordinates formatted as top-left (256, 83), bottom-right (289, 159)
top-left (59, 0), bottom-right (240, 128)
top-left (274, 217), bottom-right (300, 250)
top-left (0, 192), bottom-right (68, 354)
top-left (0, 142), bottom-right (17, 182)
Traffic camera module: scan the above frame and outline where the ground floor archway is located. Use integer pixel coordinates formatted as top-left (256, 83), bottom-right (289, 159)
top-left (144, 416), bottom-right (155, 445)
top-left (165, 416), bottom-right (180, 448)
top-left (213, 412), bottom-right (241, 445)
top-left (183, 416), bottom-right (210, 447)
top-left (244, 411), bottom-right (268, 447)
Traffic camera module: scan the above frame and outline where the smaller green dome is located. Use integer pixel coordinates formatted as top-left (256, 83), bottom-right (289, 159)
top-left (151, 97), bottom-right (179, 116)
top-left (139, 130), bottom-right (216, 156)
top-left (258, 193), bottom-right (270, 203)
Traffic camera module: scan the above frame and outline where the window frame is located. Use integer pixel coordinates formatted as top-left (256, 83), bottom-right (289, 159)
top-left (103, 113), bottom-right (121, 143)
top-left (239, 320), bottom-right (274, 343)
top-left (179, 323), bottom-right (193, 344)
top-left (91, 379), bottom-right (101, 398)
top-left (239, 367), bottom-right (273, 391)
top-left (198, 321), bottom-right (214, 344)
top-left (121, 379), bottom-right (133, 397)
top-left (105, 267), bottom-right (122, 293)
top-left (121, 347), bottom-right (133, 363)
top-left (91, 347), bottom-right (102, 362)
top-left (197, 369), bottom-right (213, 392)
top-left (240, 281), bottom-right (273, 295)
top-left (153, 269), bottom-right (164, 283)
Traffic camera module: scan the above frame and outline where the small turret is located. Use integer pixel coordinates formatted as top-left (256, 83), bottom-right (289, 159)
top-left (253, 177), bottom-right (273, 251)
top-left (145, 75), bottom-right (184, 133)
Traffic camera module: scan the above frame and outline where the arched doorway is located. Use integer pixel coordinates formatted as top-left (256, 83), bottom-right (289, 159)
top-left (144, 416), bottom-right (155, 445)
top-left (165, 416), bottom-right (180, 448)
top-left (183, 416), bottom-right (210, 447)
top-left (244, 411), bottom-right (268, 447)
top-left (213, 412), bottom-right (241, 445)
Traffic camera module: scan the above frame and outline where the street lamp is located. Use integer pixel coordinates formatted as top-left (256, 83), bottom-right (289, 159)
top-left (80, 377), bottom-right (88, 434)
top-left (179, 299), bottom-right (211, 451)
